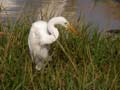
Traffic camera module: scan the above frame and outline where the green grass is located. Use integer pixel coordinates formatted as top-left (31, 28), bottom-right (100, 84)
top-left (0, 16), bottom-right (120, 90)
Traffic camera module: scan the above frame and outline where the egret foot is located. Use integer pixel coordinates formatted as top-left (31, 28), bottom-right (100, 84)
top-left (35, 62), bottom-right (43, 70)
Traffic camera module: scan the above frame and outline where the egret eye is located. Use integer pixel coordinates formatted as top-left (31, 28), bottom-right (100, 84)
top-left (64, 22), bottom-right (68, 25)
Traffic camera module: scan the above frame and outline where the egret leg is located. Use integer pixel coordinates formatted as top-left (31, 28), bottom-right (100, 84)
top-left (35, 57), bottom-right (44, 70)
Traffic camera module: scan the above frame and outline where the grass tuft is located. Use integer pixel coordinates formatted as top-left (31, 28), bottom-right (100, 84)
top-left (0, 15), bottom-right (120, 90)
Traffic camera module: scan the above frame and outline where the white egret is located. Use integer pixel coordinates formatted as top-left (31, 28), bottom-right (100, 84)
top-left (28, 16), bottom-right (78, 70)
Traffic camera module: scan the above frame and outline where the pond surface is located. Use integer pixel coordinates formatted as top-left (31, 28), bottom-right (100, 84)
top-left (0, 0), bottom-right (120, 30)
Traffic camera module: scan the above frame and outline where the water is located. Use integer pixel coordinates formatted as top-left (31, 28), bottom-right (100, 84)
top-left (77, 0), bottom-right (120, 30)
top-left (0, 0), bottom-right (120, 30)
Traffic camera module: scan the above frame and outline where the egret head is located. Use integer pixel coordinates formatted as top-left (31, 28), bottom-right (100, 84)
top-left (57, 17), bottom-right (79, 35)
top-left (49, 16), bottom-right (79, 35)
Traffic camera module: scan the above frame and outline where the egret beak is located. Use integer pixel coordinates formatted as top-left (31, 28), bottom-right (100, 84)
top-left (67, 23), bottom-right (79, 35)
top-left (0, 32), bottom-right (5, 37)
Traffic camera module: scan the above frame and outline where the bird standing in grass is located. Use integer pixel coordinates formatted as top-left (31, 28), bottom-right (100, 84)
top-left (28, 16), bottom-right (78, 70)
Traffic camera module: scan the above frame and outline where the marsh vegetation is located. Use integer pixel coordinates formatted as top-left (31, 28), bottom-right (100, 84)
top-left (0, 0), bottom-right (120, 90)
top-left (0, 13), bottom-right (120, 90)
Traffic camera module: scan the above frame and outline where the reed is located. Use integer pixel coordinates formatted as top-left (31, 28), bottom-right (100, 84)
top-left (0, 15), bottom-right (120, 90)
top-left (0, 2), bottom-right (120, 90)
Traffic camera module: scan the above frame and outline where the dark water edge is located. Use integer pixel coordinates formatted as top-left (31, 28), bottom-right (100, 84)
top-left (0, 0), bottom-right (120, 30)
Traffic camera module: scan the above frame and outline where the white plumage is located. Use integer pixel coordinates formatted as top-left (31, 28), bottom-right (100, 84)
top-left (28, 16), bottom-right (78, 70)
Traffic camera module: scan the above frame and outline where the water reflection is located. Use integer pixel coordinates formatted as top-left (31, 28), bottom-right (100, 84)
top-left (0, 0), bottom-right (120, 30)
top-left (77, 0), bottom-right (120, 30)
